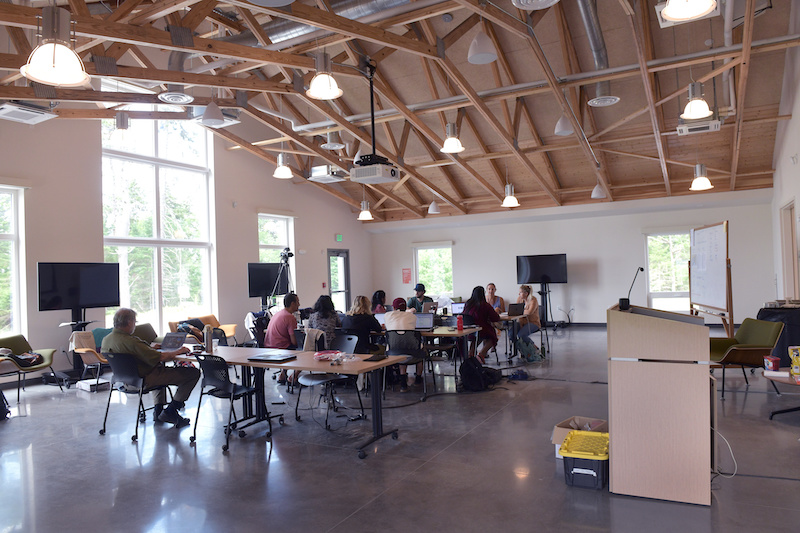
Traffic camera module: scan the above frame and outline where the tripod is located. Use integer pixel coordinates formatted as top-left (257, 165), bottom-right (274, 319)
top-left (265, 252), bottom-right (295, 314)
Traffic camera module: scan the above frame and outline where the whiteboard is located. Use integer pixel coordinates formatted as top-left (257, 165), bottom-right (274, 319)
top-left (690, 221), bottom-right (729, 312)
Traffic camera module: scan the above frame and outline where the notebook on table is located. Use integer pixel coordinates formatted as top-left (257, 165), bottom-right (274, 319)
top-left (451, 302), bottom-right (465, 314)
top-left (158, 332), bottom-right (187, 352)
top-left (422, 301), bottom-right (438, 314)
top-left (247, 352), bottom-right (297, 363)
top-left (415, 313), bottom-right (435, 331)
top-left (507, 303), bottom-right (525, 316)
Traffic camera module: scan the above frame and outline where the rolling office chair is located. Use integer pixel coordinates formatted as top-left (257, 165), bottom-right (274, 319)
top-left (99, 353), bottom-right (171, 442)
top-left (385, 330), bottom-right (431, 399)
top-left (191, 354), bottom-right (258, 452)
top-left (294, 334), bottom-right (364, 429)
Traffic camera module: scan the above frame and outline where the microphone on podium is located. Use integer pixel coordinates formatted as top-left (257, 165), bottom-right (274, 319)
top-left (619, 267), bottom-right (644, 311)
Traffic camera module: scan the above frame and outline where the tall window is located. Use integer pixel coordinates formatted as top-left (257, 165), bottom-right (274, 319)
top-left (258, 214), bottom-right (293, 263)
top-left (646, 233), bottom-right (690, 312)
top-left (0, 187), bottom-right (22, 335)
top-left (414, 242), bottom-right (453, 297)
top-left (102, 114), bottom-right (212, 331)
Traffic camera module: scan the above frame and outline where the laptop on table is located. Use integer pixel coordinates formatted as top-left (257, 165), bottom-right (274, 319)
top-left (158, 332), bottom-right (187, 352)
top-left (507, 303), bottom-right (525, 316)
top-left (414, 313), bottom-right (435, 331)
top-left (422, 301), bottom-right (438, 314)
top-left (451, 302), bottom-right (465, 314)
top-left (247, 350), bottom-right (297, 363)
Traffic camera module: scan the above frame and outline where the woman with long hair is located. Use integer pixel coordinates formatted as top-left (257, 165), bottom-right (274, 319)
top-left (517, 285), bottom-right (540, 329)
top-left (371, 290), bottom-right (387, 313)
top-left (309, 294), bottom-right (341, 349)
top-left (486, 283), bottom-right (505, 313)
top-left (464, 285), bottom-right (501, 364)
top-left (342, 295), bottom-right (384, 355)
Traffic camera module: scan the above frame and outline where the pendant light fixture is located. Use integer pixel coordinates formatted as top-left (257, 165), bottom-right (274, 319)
top-left (689, 163), bottom-right (713, 191)
top-left (357, 185), bottom-right (373, 221)
top-left (306, 52), bottom-right (343, 100)
top-left (321, 131), bottom-right (345, 150)
top-left (202, 94), bottom-right (225, 127)
top-left (115, 111), bottom-right (130, 130)
top-left (681, 82), bottom-right (713, 120)
top-left (501, 184), bottom-right (520, 208)
top-left (591, 181), bottom-right (607, 199)
top-left (660, 0), bottom-right (717, 22)
top-left (20, 6), bottom-right (90, 87)
top-left (467, 25), bottom-right (497, 65)
top-left (273, 153), bottom-right (293, 179)
top-left (554, 114), bottom-right (574, 136)
top-left (440, 123), bottom-right (465, 154)
top-left (427, 200), bottom-right (441, 215)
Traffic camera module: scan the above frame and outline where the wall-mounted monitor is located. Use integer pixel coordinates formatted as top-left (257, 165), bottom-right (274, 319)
top-left (248, 263), bottom-right (289, 303)
top-left (516, 254), bottom-right (568, 284)
top-left (38, 262), bottom-right (120, 321)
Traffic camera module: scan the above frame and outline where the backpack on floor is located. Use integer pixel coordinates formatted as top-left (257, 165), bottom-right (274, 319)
top-left (483, 366), bottom-right (503, 386)
top-left (460, 357), bottom-right (488, 392)
top-left (516, 335), bottom-right (544, 363)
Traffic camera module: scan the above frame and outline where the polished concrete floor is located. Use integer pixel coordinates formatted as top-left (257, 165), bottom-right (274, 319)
top-left (1, 326), bottom-right (799, 533)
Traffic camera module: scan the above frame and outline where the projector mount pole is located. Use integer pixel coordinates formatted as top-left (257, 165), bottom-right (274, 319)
top-left (357, 58), bottom-right (389, 167)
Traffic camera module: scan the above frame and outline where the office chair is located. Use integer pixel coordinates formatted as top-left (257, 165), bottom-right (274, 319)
top-left (294, 334), bottom-right (364, 429)
top-left (99, 353), bottom-right (170, 442)
top-left (710, 318), bottom-right (784, 399)
top-left (190, 354), bottom-right (258, 452)
top-left (385, 330), bottom-right (430, 399)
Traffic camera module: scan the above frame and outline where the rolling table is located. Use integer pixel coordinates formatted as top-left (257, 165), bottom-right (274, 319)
top-left (762, 370), bottom-right (800, 419)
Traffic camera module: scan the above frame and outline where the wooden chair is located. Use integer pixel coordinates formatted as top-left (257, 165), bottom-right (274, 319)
top-left (0, 335), bottom-right (62, 401)
top-left (710, 318), bottom-right (784, 399)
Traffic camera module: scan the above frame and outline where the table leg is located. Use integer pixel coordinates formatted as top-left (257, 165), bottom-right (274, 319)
top-left (769, 405), bottom-right (800, 420)
top-left (357, 368), bottom-right (398, 458)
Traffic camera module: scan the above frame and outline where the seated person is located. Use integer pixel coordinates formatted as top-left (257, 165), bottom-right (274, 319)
top-left (308, 295), bottom-right (340, 350)
top-left (464, 286), bottom-right (502, 364)
top-left (407, 283), bottom-right (433, 313)
top-left (265, 293), bottom-right (300, 385)
top-left (486, 283), bottom-right (506, 313)
top-left (342, 295), bottom-right (383, 355)
top-left (517, 284), bottom-right (541, 330)
top-left (385, 297), bottom-right (422, 392)
top-left (371, 290), bottom-right (387, 314)
top-left (101, 308), bottom-right (198, 427)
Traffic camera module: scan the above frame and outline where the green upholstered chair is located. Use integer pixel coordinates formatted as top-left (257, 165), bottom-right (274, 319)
top-left (710, 318), bottom-right (784, 399)
top-left (133, 323), bottom-right (159, 344)
top-left (0, 334), bottom-right (62, 402)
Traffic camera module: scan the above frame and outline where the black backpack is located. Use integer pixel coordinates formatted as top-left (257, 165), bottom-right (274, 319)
top-left (460, 357), bottom-right (487, 392)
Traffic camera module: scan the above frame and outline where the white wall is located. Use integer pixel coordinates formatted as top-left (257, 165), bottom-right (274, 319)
top-left (369, 191), bottom-right (774, 325)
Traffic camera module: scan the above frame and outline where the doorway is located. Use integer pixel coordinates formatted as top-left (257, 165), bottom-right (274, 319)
top-left (327, 249), bottom-right (351, 312)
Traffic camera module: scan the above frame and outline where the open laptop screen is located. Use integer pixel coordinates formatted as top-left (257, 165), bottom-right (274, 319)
top-left (375, 313), bottom-right (386, 327)
top-left (415, 313), bottom-right (434, 330)
top-left (451, 302), bottom-right (465, 314)
top-left (159, 332), bottom-right (186, 351)
top-left (422, 301), bottom-right (438, 313)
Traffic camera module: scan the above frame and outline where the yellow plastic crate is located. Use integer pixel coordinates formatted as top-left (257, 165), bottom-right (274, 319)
top-left (559, 430), bottom-right (609, 460)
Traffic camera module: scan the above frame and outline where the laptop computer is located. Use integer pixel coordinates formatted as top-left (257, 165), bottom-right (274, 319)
top-left (375, 313), bottom-right (386, 328)
top-left (451, 302), bottom-right (465, 314)
top-left (415, 313), bottom-right (435, 331)
top-left (507, 303), bottom-right (525, 316)
top-left (247, 352), bottom-right (297, 363)
top-left (159, 332), bottom-right (187, 352)
top-left (384, 304), bottom-right (393, 312)
top-left (422, 301), bottom-right (438, 314)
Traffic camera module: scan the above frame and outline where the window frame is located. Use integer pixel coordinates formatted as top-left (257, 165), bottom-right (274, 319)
top-left (257, 213), bottom-right (294, 263)
top-left (412, 241), bottom-right (454, 298)
top-left (0, 185), bottom-right (24, 335)
top-left (645, 231), bottom-right (691, 313)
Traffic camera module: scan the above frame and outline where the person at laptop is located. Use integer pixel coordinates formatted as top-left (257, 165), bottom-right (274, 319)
top-left (101, 308), bottom-right (199, 428)
top-left (265, 293), bottom-right (300, 385)
top-left (407, 283), bottom-right (433, 313)
top-left (309, 295), bottom-right (340, 349)
top-left (517, 285), bottom-right (541, 330)
top-left (371, 290), bottom-right (387, 314)
top-left (342, 295), bottom-right (385, 359)
top-left (464, 286), bottom-right (502, 364)
top-left (486, 283), bottom-right (506, 313)
top-left (385, 298), bottom-right (422, 392)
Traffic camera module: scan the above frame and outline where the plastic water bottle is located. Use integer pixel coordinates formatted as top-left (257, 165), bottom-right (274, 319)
top-left (204, 324), bottom-right (212, 354)
top-left (457, 315), bottom-right (463, 331)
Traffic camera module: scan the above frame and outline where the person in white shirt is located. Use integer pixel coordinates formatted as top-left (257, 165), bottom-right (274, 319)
top-left (384, 297), bottom-right (422, 392)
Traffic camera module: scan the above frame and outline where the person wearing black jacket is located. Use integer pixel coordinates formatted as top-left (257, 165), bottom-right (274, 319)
top-left (341, 295), bottom-right (383, 355)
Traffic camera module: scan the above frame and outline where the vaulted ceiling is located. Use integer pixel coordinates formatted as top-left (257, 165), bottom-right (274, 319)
top-left (0, 0), bottom-right (795, 221)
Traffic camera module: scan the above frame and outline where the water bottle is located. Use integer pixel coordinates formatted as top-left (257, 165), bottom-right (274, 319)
top-left (457, 315), bottom-right (463, 331)
top-left (204, 324), bottom-right (213, 354)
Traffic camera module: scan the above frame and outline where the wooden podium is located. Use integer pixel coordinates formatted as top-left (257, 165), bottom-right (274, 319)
top-left (607, 304), bottom-right (715, 506)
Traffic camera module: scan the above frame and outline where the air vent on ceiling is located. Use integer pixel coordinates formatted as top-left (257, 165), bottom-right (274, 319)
top-left (677, 117), bottom-right (723, 136)
top-left (0, 102), bottom-right (57, 124)
top-left (309, 165), bottom-right (347, 184)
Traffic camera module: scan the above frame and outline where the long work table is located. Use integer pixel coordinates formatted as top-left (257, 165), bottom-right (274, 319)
top-left (182, 346), bottom-right (404, 457)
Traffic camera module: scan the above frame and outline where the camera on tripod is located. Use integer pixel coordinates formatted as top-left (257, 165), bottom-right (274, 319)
top-left (280, 247), bottom-right (293, 263)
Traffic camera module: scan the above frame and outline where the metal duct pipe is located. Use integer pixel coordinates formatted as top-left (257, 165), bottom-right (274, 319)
top-left (575, 0), bottom-right (620, 106)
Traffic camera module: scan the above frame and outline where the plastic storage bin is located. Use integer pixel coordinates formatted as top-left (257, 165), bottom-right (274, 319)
top-left (559, 430), bottom-right (609, 490)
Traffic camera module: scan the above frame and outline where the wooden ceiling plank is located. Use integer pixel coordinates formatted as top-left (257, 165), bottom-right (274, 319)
top-left (414, 129), bottom-right (467, 200)
top-left (235, 6), bottom-right (273, 47)
top-left (443, 13), bottom-right (480, 49)
top-left (180, 0), bottom-right (217, 31)
top-left (398, 121), bottom-right (413, 159)
top-left (129, 0), bottom-right (202, 26)
top-left (6, 26), bottom-right (31, 56)
top-left (730, 0), bottom-right (756, 190)
top-left (106, 0), bottom-right (145, 23)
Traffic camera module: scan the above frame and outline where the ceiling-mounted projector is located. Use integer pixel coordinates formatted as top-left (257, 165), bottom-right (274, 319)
top-left (351, 163), bottom-right (399, 184)
top-left (309, 165), bottom-right (347, 184)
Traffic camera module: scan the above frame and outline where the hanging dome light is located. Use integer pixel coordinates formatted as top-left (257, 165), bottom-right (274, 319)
top-left (689, 163), bottom-right (713, 191)
top-left (20, 7), bottom-right (90, 88)
top-left (681, 82), bottom-right (713, 120)
top-left (273, 153), bottom-right (293, 179)
top-left (357, 200), bottom-right (374, 221)
top-left (501, 184), bottom-right (520, 208)
top-left (661, 0), bottom-right (717, 22)
top-left (201, 101), bottom-right (225, 126)
top-left (467, 31), bottom-right (497, 65)
top-left (591, 182), bottom-right (607, 199)
top-left (440, 123), bottom-right (465, 154)
top-left (306, 53), bottom-right (343, 100)
top-left (554, 114), bottom-right (574, 136)
top-left (428, 200), bottom-right (441, 215)
top-left (321, 131), bottom-right (345, 150)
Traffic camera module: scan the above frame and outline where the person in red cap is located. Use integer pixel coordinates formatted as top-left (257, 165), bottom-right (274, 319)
top-left (384, 298), bottom-right (420, 392)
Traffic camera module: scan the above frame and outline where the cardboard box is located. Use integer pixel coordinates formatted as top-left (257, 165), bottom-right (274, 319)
top-left (76, 379), bottom-right (110, 392)
top-left (764, 356), bottom-right (780, 371)
top-left (551, 416), bottom-right (608, 459)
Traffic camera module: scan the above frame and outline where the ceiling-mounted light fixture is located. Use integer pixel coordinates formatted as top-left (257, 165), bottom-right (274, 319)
top-left (273, 153), bottom-right (293, 179)
top-left (321, 131), bottom-right (345, 150)
top-left (689, 163), bottom-right (713, 191)
top-left (115, 111), bottom-right (130, 130)
top-left (440, 123), bottom-right (465, 154)
top-left (201, 100), bottom-right (225, 127)
top-left (467, 29), bottom-right (497, 65)
top-left (591, 181), bottom-right (607, 199)
top-left (20, 6), bottom-right (90, 87)
top-left (306, 52), bottom-right (343, 100)
top-left (681, 82), bottom-right (713, 120)
top-left (660, 0), bottom-right (717, 22)
top-left (428, 200), bottom-right (441, 215)
top-left (501, 184), bottom-right (520, 208)
top-left (554, 114), bottom-right (574, 136)
top-left (357, 200), bottom-right (374, 221)
top-left (511, 0), bottom-right (560, 10)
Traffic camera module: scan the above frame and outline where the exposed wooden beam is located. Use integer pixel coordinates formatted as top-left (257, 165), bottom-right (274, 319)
top-left (129, 0), bottom-right (202, 26)
top-left (730, 0), bottom-right (756, 190)
top-left (180, 0), bottom-right (218, 31)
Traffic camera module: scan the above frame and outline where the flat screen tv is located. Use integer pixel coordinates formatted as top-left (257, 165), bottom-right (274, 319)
top-left (38, 262), bottom-right (120, 321)
top-left (516, 254), bottom-right (568, 284)
top-left (248, 263), bottom-right (289, 303)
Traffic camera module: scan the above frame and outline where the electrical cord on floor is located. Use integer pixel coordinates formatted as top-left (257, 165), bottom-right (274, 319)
top-left (711, 425), bottom-right (737, 480)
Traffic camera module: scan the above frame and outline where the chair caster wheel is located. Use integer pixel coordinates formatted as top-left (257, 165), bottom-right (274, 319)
top-left (392, 431), bottom-right (399, 440)
top-left (295, 415), bottom-right (301, 421)
top-left (189, 436), bottom-right (195, 443)
top-left (238, 430), bottom-right (246, 438)
top-left (279, 416), bottom-right (285, 425)
top-left (266, 432), bottom-right (272, 439)
top-left (222, 445), bottom-right (228, 452)
top-left (99, 429), bottom-right (105, 435)
top-left (131, 435), bottom-right (137, 442)
top-left (358, 450), bottom-right (366, 459)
